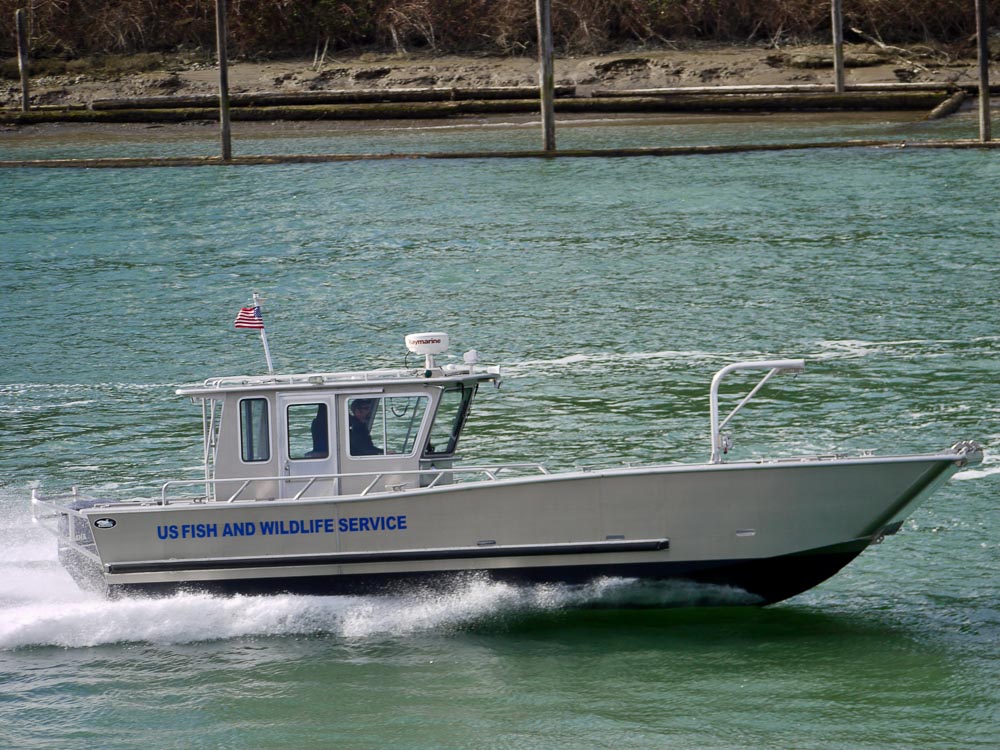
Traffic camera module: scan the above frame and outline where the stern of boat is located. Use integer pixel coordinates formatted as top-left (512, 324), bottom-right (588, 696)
top-left (32, 488), bottom-right (110, 595)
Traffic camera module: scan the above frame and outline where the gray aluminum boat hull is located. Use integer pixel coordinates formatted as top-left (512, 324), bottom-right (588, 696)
top-left (48, 448), bottom-right (977, 605)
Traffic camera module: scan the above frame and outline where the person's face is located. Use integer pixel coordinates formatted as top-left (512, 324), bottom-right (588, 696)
top-left (353, 403), bottom-right (372, 419)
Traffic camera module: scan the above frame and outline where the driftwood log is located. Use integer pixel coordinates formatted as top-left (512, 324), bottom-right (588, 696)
top-left (591, 83), bottom-right (968, 96)
top-left (570, 92), bottom-right (949, 112)
top-left (0, 91), bottom-right (958, 125)
top-left (926, 90), bottom-right (967, 119)
top-left (89, 86), bottom-right (577, 110)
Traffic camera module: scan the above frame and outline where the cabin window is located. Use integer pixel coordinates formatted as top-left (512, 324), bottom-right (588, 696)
top-left (239, 398), bottom-right (270, 462)
top-left (347, 395), bottom-right (428, 457)
top-left (287, 403), bottom-right (328, 460)
top-left (425, 386), bottom-right (473, 456)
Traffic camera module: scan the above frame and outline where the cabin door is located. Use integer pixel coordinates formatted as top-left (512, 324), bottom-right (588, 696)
top-left (276, 394), bottom-right (339, 499)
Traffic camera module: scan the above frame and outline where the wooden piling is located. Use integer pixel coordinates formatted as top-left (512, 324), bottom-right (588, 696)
top-left (975, 0), bottom-right (991, 142)
top-left (831, 0), bottom-right (845, 93)
top-left (15, 8), bottom-right (30, 112)
top-left (215, 0), bottom-right (232, 160)
top-left (536, 0), bottom-right (555, 152)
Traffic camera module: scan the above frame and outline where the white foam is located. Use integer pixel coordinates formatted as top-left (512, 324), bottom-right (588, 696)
top-left (0, 571), bottom-right (759, 650)
top-left (953, 465), bottom-right (1000, 481)
top-left (0, 539), bottom-right (55, 564)
top-left (503, 348), bottom-right (728, 375)
top-left (813, 336), bottom-right (1000, 362)
top-left (0, 382), bottom-right (177, 391)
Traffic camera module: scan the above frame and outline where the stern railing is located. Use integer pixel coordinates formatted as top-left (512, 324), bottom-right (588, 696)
top-left (30, 487), bottom-right (104, 563)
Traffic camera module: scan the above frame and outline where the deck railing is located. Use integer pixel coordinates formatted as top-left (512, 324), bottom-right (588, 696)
top-left (159, 463), bottom-right (551, 505)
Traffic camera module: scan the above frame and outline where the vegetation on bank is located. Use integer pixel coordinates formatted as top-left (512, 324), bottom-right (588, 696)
top-left (1, 0), bottom-right (996, 64)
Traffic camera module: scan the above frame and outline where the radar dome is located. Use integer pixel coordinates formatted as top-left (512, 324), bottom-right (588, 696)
top-left (405, 332), bottom-right (449, 355)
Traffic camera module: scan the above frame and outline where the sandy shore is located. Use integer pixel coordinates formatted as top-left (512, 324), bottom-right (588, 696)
top-left (3, 43), bottom-right (991, 109)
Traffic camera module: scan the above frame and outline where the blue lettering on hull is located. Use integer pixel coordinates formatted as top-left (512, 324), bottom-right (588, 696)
top-left (338, 515), bottom-right (407, 533)
top-left (156, 516), bottom-right (407, 541)
top-left (222, 522), bottom-right (257, 537)
top-left (157, 524), bottom-right (218, 539)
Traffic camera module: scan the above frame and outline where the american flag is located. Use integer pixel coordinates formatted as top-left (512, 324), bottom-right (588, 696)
top-left (234, 305), bottom-right (264, 330)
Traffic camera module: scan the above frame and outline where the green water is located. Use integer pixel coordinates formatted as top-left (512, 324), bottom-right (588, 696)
top-left (1, 113), bottom-right (998, 748)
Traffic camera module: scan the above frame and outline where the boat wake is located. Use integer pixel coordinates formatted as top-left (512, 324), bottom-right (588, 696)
top-left (0, 536), bottom-right (759, 649)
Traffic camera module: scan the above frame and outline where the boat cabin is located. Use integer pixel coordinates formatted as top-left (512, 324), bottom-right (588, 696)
top-left (174, 333), bottom-right (500, 502)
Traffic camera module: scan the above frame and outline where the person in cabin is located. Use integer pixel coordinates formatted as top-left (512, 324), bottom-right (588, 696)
top-left (305, 405), bottom-right (329, 458)
top-left (349, 399), bottom-right (381, 456)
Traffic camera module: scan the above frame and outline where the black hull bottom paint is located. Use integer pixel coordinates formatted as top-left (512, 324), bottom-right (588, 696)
top-left (89, 539), bottom-right (872, 606)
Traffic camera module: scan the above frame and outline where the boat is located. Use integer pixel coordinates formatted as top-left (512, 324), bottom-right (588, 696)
top-left (31, 331), bottom-right (982, 604)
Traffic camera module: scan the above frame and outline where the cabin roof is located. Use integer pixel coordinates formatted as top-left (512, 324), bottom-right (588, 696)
top-left (175, 364), bottom-right (501, 398)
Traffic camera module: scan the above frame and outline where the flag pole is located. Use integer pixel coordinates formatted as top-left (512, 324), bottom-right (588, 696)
top-left (253, 291), bottom-right (275, 374)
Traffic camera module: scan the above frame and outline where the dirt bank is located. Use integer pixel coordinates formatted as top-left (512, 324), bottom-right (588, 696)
top-left (3, 43), bottom-right (992, 110)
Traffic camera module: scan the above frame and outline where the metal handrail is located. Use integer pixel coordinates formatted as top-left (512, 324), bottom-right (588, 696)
top-left (225, 480), bottom-right (252, 503)
top-left (709, 359), bottom-right (805, 464)
top-left (159, 463), bottom-right (550, 505)
top-left (183, 363), bottom-right (502, 394)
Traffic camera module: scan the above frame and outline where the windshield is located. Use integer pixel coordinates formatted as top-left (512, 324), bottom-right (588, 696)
top-left (425, 386), bottom-right (474, 456)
